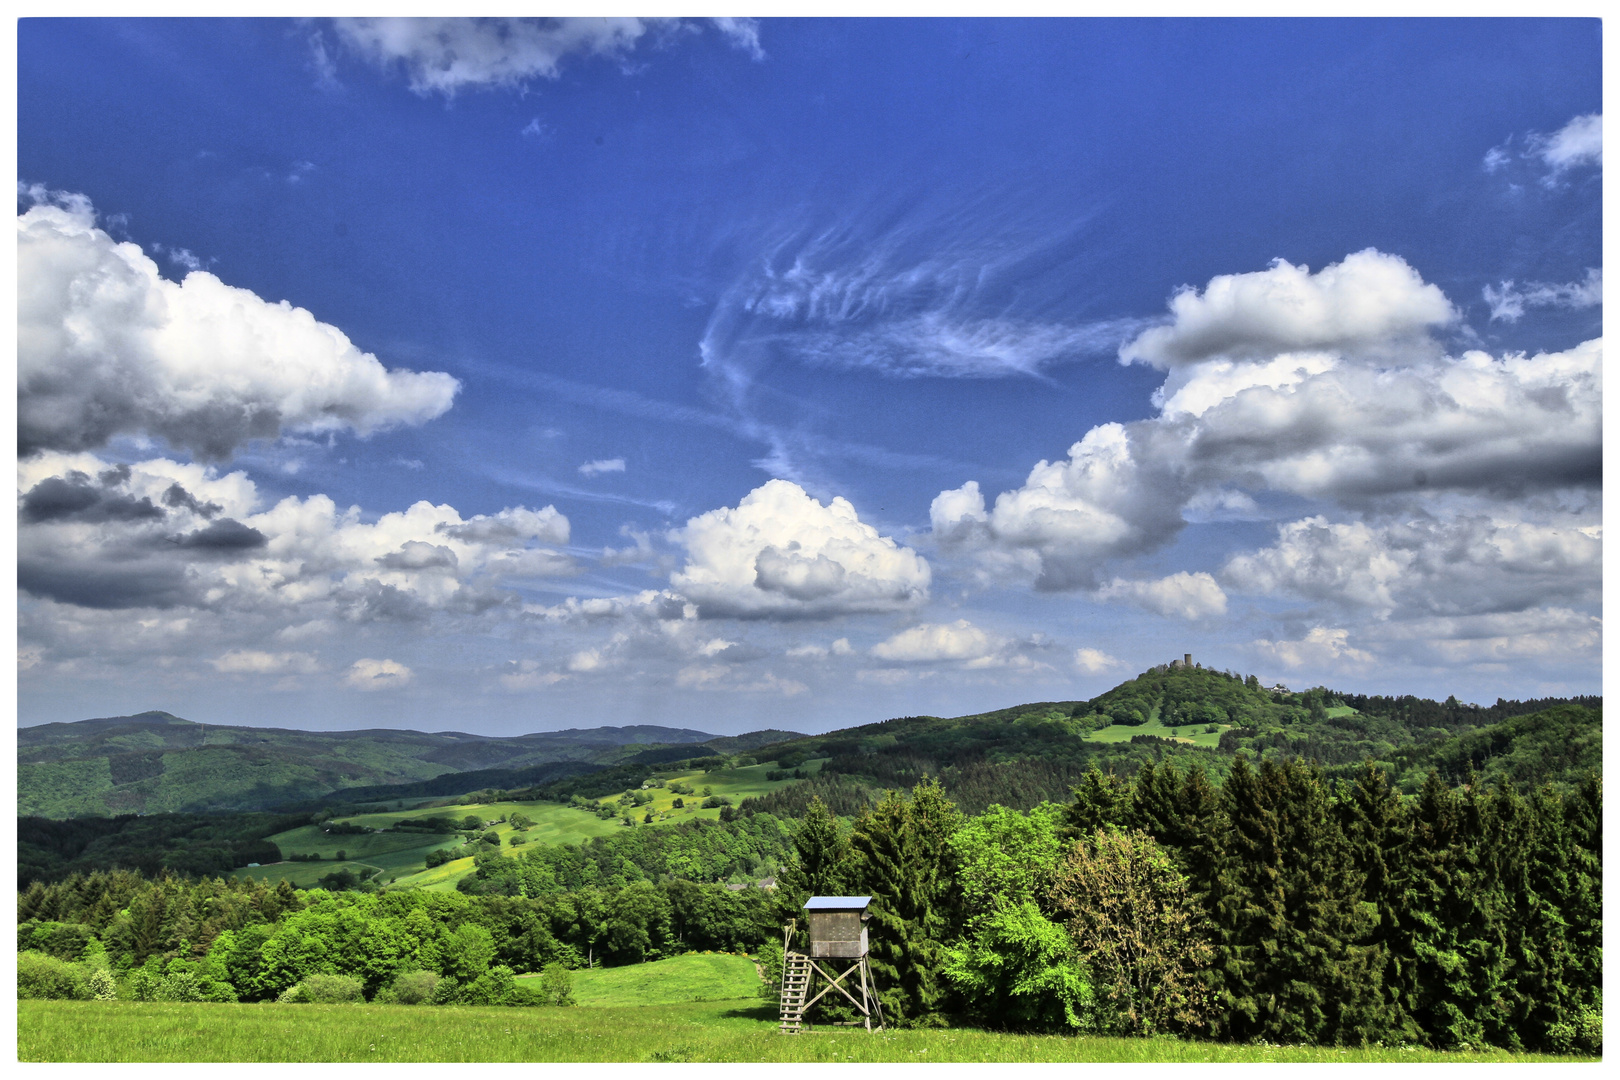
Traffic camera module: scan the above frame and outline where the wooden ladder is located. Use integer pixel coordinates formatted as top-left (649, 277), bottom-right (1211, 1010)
top-left (779, 950), bottom-right (812, 1033)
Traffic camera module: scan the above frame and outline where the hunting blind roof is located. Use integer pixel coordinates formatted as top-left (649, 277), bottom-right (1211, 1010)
top-left (803, 896), bottom-right (873, 911)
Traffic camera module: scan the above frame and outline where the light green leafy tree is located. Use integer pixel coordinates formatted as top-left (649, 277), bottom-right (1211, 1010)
top-left (1052, 827), bottom-right (1214, 1037)
top-left (942, 803), bottom-right (1094, 1031)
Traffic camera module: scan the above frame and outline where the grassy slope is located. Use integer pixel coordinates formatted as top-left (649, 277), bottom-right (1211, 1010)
top-left (18, 1000), bottom-right (1592, 1063)
top-left (517, 952), bottom-right (762, 1006)
top-left (233, 760), bottom-right (819, 891)
top-left (1085, 718), bottom-right (1230, 747)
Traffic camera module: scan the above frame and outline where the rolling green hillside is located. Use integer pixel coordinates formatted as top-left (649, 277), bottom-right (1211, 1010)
top-left (17, 712), bottom-right (803, 818)
top-left (732, 666), bottom-right (1601, 816)
top-left (231, 759), bottom-right (819, 893)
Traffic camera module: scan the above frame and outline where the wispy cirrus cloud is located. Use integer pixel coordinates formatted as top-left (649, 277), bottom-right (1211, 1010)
top-left (1483, 268), bottom-right (1601, 322)
top-left (1484, 112), bottom-right (1602, 187)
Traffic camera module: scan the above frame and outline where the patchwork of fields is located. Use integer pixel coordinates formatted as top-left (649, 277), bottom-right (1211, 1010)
top-left (231, 759), bottom-right (822, 892)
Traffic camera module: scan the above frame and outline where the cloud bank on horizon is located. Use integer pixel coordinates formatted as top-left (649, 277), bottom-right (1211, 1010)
top-left (15, 19), bottom-right (1601, 733)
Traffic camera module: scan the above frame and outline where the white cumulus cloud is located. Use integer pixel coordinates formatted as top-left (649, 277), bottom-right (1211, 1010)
top-left (345, 657), bottom-right (414, 690)
top-left (932, 249), bottom-right (1601, 596)
top-left (1224, 512), bottom-right (1601, 619)
top-left (1074, 647), bottom-right (1124, 675)
top-left (1097, 571), bottom-right (1227, 620)
top-left (670, 479), bottom-right (930, 618)
top-left (209, 649), bottom-right (321, 675)
top-left (871, 620), bottom-right (996, 663)
top-left (1251, 627), bottom-right (1374, 671)
top-left (18, 190), bottom-right (459, 460)
top-left (1120, 249), bottom-right (1455, 368)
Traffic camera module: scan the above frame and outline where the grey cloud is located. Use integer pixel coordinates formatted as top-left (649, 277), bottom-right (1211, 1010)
top-left (20, 472), bottom-right (165, 524)
top-left (377, 541), bottom-right (459, 570)
top-left (754, 547), bottom-right (850, 602)
top-left (18, 557), bottom-right (195, 610)
top-left (172, 519), bottom-right (269, 551)
top-left (336, 580), bottom-right (433, 623)
top-left (162, 482), bottom-right (222, 518)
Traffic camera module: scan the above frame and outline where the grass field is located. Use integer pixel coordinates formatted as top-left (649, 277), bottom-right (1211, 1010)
top-left (19, 999), bottom-right (1595, 1063)
top-left (233, 758), bottom-right (824, 891)
top-left (1085, 718), bottom-right (1229, 747)
top-left (518, 951), bottom-right (762, 1007)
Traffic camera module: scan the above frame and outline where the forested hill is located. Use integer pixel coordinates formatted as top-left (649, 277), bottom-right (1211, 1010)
top-left (731, 666), bottom-right (1601, 818)
top-left (16, 712), bottom-right (802, 818)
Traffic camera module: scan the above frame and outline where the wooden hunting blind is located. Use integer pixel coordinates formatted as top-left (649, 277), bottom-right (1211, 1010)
top-left (778, 896), bottom-right (883, 1034)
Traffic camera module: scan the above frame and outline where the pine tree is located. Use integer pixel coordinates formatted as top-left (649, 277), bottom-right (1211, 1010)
top-left (1334, 762), bottom-right (1417, 1043)
top-left (1391, 769), bottom-right (1509, 1049)
top-left (849, 777), bottom-right (962, 1026)
top-left (1559, 772), bottom-right (1602, 1033)
top-left (1063, 766), bottom-right (1132, 838)
top-left (775, 796), bottom-right (854, 931)
top-left (1205, 756), bottom-right (1380, 1044)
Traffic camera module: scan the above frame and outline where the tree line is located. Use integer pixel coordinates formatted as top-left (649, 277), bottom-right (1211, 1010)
top-left (770, 760), bottom-right (1601, 1053)
top-left (19, 868), bottom-right (777, 1006)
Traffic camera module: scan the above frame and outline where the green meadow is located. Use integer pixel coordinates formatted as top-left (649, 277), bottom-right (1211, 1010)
top-left (520, 951), bottom-right (762, 1007)
top-left (232, 759), bottom-right (822, 891)
top-left (19, 997), bottom-right (1592, 1064)
top-left (1084, 718), bottom-right (1229, 747)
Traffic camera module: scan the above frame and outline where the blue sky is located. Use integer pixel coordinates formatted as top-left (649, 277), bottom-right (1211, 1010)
top-left (16, 18), bottom-right (1602, 735)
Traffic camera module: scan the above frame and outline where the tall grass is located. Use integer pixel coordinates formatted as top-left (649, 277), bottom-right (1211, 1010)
top-left (19, 1000), bottom-right (1595, 1064)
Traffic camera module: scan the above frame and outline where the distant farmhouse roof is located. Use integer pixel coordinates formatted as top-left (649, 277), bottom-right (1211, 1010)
top-left (804, 896), bottom-right (872, 911)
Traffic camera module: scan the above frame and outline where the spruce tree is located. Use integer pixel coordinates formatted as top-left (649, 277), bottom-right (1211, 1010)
top-left (1559, 772), bottom-right (1602, 1034)
top-left (849, 777), bottom-right (962, 1026)
top-left (1062, 766), bottom-right (1132, 838)
top-left (775, 796), bottom-right (854, 931)
top-left (1334, 762), bottom-right (1416, 1043)
top-left (1205, 756), bottom-right (1380, 1044)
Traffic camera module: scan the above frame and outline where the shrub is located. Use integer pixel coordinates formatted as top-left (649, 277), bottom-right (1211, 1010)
top-left (18, 950), bottom-right (88, 1000)
top-left (536, 962), bottom-right (576, 1006)
top-left (386, 969), bottom-right (441, 1005)
top-left (460, 965), bottom-right (518, 1006)
top-left (481, 830), bottom-right (501, 846)
top-left (87, 967), bottom-right (117, 1001)
top-left (1545, 996), bottom-right (1602, 1055)
top-left (286, 973), bottom-right (365, 1004)
top-left (128, 957), bottom-right (165, 1002)
top-left (700, 795), bottom-right (731, 809)
top-left (154, 970), bottom-right (204, 1003)
top-left (428, 976), bottom-right (462, 1005)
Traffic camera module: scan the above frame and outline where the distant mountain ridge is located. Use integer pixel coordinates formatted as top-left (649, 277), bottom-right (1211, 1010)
top-left (16, 711), bottom-right (803, 818)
